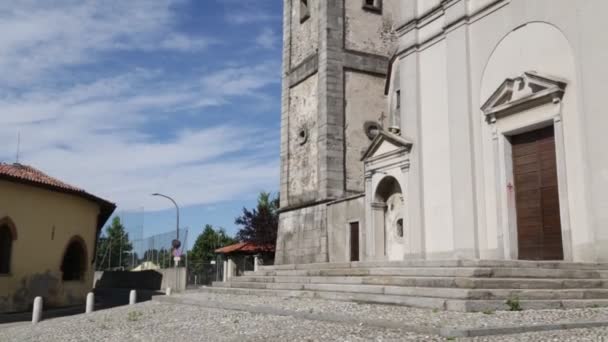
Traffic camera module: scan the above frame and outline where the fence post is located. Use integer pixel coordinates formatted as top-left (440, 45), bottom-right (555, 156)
top-left (32, 296), bottom-right (43, 324)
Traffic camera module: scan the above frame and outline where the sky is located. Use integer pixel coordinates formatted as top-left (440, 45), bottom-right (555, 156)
top-left (0, 0), bottom-right (284, 247)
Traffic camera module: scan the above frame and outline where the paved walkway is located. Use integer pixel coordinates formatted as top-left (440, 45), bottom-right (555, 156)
top-left (1, 292), bottom-right (608, 341)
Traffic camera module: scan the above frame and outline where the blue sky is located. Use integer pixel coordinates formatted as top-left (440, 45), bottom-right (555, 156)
top-left (0, 1), bottom-right (284, 247)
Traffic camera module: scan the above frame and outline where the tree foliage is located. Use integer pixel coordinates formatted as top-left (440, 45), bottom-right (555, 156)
top-left (95, 216), bottom-right (133, 270)
top-left (189, 224), bottom-right (235, 267)
top-left (235, 192), bottom-right (279, 246)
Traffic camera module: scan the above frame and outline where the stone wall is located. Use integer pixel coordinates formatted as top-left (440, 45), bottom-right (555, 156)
top-left (345, 0), bottom-right (398, 56)
top-left (327, 195), bottom-right (366, 262)
top-left (344, 71), bottom-right (386, 193)
top-left (290, 0), bottom-right (319, 68)
top-left (275, 203), bottom-right (327, 265)
top-left (287, 74), bottom-right (319, 205)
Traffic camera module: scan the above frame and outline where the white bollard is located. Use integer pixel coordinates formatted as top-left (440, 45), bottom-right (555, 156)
top-left (32, 296), bottom-right (43, 324)
top-left (166, 287), bottom-right (172, 296)
top-left (86, 292), bottom-right (94, 314)
top-left (129, 290), bottom-right (137, 305)
top-left (254, 255), bottom-right (259, 272)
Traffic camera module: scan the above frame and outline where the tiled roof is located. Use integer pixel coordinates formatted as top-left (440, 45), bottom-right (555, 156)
top-left (215, 242), bottom-right (275, 254)
top-left (0, 163), bottom-right (84, 193)
top-left (0, 163), bottom-right (116, 229)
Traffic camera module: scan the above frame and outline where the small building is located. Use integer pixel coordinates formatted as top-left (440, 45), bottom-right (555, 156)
top-left (215, 242), bottom-right (274, 277)
top-left (0, 163), bottom-right (115, 313)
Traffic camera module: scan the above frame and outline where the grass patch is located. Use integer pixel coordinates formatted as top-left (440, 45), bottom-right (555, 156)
top-left (127, 311), bottom-right (144, 322)
top-left (506, 297), bottom-right (522, 311)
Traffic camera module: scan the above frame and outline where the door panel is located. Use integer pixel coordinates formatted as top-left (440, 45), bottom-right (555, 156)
top-left (512, 125), bottom-right (563, 260)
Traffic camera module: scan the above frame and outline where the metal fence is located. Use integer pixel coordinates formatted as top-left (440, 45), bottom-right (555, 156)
top-left (96, 226), bottom-right (189, 272)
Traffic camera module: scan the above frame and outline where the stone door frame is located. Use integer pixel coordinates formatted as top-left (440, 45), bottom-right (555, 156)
top-left (482, 72), bottom-right (573, 261)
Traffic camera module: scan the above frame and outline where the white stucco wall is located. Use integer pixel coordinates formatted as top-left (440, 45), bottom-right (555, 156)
top-left (418, 40), bottom-right (455, 257)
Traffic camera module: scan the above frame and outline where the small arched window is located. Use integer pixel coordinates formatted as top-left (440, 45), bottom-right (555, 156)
top-left (0, 224), bottom-right (13, 274)
top-left (61, 237), bottom-right (87, 281)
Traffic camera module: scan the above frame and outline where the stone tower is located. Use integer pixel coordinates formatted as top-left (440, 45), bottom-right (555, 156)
top-left (275, 0), bottom-right (398, 264)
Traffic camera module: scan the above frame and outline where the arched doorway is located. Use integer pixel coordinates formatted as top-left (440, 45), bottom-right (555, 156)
top-left (375, 176), bottom-right (404, 260)
top-left (61, 237), bottom-right (87, 281)
top-left (0, 217), bottom-right (17, 274)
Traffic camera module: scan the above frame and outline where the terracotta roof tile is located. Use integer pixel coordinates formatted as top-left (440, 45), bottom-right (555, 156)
top-left (215, 242), bottom-right (275, 254)
top-left (0, 163), bottom-right (84, 193)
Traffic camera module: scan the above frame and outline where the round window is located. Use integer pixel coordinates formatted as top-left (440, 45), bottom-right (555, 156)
top-left (297, 126), bottom-right (308, 145)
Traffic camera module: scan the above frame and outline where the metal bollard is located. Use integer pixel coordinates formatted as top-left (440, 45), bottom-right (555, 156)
top-left (86, 292), bottom-right (94, 314)
top-left (166, 287), bottom-right (172, 296)
top-left (129, 290), bottom-right (137, 305)
top-left (32, 296), bottom-right (43, 324)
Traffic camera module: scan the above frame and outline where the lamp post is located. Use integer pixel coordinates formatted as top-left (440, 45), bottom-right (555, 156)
top-left (151, 193), bottom-right (180, 241)
top-left (152, 193), bottom-right (181, 291)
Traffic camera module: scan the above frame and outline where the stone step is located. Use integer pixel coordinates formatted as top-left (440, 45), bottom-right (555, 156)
top-left (198, 286), bottom-right (608, 312)
top-left (236, 275), bottom-right (607, 289)
top-left (214, 281), bottom-right (608, 300)
top-left (247, 267), bottom-right (602, 279)
top-left (259, 260), bottom-right (608, 271)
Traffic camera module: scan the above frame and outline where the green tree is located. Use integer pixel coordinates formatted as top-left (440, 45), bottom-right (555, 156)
top-left (188, 225), bottom-right (234, 272)
top-left (95, 216), bottom-right (133, 270)
top-left (235, 192), bottom-right (279, 247)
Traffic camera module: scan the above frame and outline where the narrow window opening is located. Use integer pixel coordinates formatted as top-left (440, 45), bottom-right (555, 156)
top-left (300, 0), bottom-right (310, 23)
top-left (0, 225), bottom-right (12, 274)
top-left (362, 0), bottom-right (382, 14)
top-left (396, 219), bottom-right (404, 238)
top-left (62, 239), bottom-right (87, 281)
top-left (396, 90), bottom-right (401, 109)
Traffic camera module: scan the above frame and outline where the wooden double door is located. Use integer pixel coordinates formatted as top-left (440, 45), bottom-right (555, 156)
top-left (511, 125), bottom-right (563, 260)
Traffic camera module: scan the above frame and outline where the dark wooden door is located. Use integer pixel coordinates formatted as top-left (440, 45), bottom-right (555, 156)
top-left (350, 222), bottom-right (359, 262)
top-left (512, 125), bottom-right (563, 260)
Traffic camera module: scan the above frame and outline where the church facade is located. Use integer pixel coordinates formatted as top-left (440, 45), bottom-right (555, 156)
top-left (275, 0), bottom-right (608, 265)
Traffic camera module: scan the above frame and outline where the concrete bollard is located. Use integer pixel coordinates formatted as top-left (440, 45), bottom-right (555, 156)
top-left (86, 292), bottom-right (94, 314)
top-left (129, 290), bottom-right (137, 305)
top-left (166, 287), bottom-right (172, 296)
top-left (32, 296), bottom-right (43, 324)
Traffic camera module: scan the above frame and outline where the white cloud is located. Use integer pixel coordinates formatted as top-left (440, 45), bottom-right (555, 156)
top-left (0, 1), bottom-right (282, 212)
top-left (0, 67), bottom-right (280, 211)
top-left (255, 28), bottom-right (278, 49)
top-left (0, 1), bottom-right (212, 87)
top-left (218, 0), bottom-right (280, 25)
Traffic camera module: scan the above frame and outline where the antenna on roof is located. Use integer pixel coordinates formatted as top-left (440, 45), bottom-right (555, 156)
top-left (15, 132), bottom-right (21, 164)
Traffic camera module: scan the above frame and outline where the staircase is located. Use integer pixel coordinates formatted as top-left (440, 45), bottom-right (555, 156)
top-left (204, 260), bottom-right (608, 312)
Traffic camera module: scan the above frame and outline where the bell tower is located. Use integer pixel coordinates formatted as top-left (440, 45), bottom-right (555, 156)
top-left (276, 0), bottom-right (398, 264)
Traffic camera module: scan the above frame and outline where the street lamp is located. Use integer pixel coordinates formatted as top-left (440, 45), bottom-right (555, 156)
top-left (152, 192), bottom-right (181, 291)
top-left (151, 193), bottom-right (180, 242)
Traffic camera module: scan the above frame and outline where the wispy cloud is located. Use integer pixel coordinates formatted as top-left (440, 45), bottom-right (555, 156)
top-left (255, 28), bottom-right (279, 49)
top-left (0, 1), bottom-right (212, 87)
top-left (0, 1), bottom-right (281, 212)
top-left (218, 0), bottom-right (281, 25)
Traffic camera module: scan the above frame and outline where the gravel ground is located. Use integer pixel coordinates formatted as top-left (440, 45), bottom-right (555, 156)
top-left (174, 291), bottom-right (608, 329)
top-left (2, 299), bottom-right (608, 341)
top-left (0, 301), bottom-right (436, 342)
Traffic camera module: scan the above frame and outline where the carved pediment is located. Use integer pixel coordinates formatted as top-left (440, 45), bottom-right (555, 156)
top-left (361, 130), bottom-right (412, 162)
top-left (481, 71), bottom-right (567, 122)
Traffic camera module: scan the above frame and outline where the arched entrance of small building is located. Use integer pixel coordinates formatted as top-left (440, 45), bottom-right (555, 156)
top-left (61, 236), bottom-right (88, 281)
top-left (374, 176), bottom-right (404, 261)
